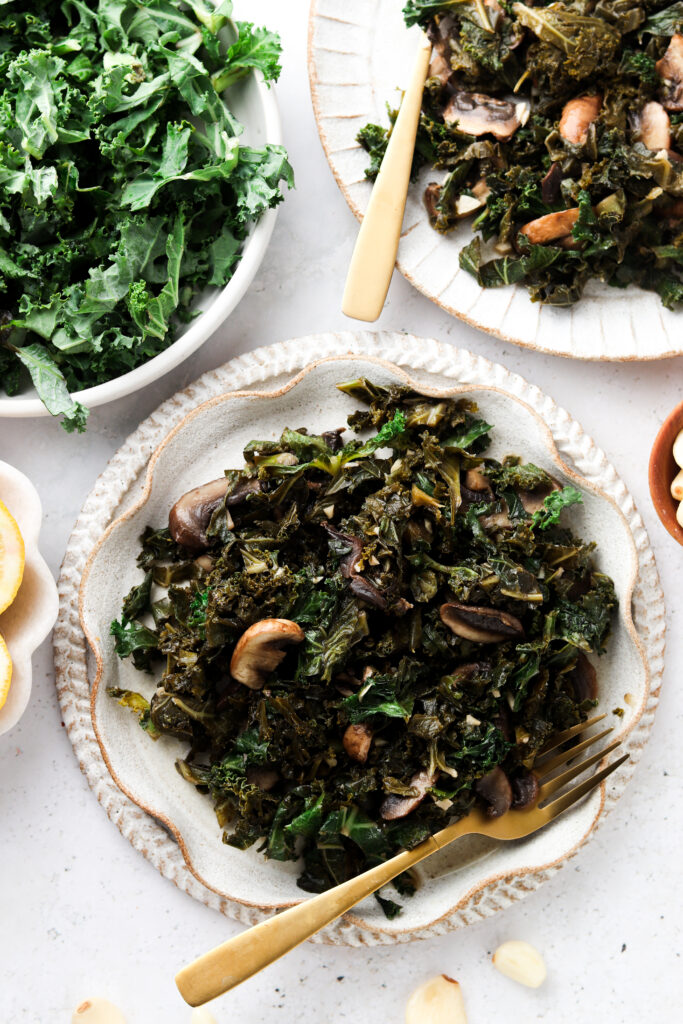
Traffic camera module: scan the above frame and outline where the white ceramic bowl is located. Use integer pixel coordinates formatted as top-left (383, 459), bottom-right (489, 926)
top-left (0, 461), bottom-right (58, 735)
top-left (61, 334), bottom-right (664, 944)
top-left (0, 69), bottom-right (282, 418)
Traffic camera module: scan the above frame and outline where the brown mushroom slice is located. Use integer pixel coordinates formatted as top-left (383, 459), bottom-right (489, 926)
top-left (443, 91), bottom-right (526, 142)
top-left (424, 182), bottom-right (441, 221)
top-left (343, 723), bottom-right (373, 763)
top-left (541, 163), bottom-right (563, 206)
top-left (428, 51), bottom-right (452, 86)
top-left (246, 767), bottom-right (279, 791)
top-left (510, 770), bottom-right (539, 809)
top-left (633, 101), bottom-right (671, 152)
top-left (380, 769), bottom-right (438, 821)
top-left (169, 476), bottom-right (261, 551)
top-left (656, 33), bottom-right (683, 112)
top-left (440, 601), bottom-right (524, 643)
top-left (559, 94), bottom-right (602, 145)
top-left (169, 478), bottom-right (230, 551)
top-left (230, 618), bottom-right (305, 689)
top-left (520, 208), bottom-right (581, 245)
top-left (475, 766), bottom-right (513, 818)
top-left (517, 478), bottom-right (561, 516)
top-left (565, 652), bottom-right (598, 702)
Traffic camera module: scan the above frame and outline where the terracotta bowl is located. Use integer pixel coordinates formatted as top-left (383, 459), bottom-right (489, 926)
top-left (649, 400), bottom-right (683, 547)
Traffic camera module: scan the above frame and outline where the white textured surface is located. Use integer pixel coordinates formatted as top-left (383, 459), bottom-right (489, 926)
top-left (309, 0), bottom-right (683, 361)
top-left (0, 3), bottom-right (682, 1022)
top-left (69, 338), bottom-right (660, 942)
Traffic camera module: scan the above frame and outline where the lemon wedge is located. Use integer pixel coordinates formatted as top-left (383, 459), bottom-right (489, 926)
top-left (0, 499), bottom-right (25, 615)
top-left (0, 633), bottom-right (12, 710)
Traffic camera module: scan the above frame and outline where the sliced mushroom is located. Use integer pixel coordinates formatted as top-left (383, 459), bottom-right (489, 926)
top-left (246, 767), bottom-right (279, 791)
top-left (322, 427), bottom-right (345, 452)
top-left (447, 661), bottom-right (492, 686)
top-left (633, 101), bottom-right (671, 152)
top-left (656, 33), bottom-right (683, 112)
top-left (230, 618), bottom-right (305, 689)
top-left (517, 478), bottom-right (561, 516)
top-left (424, 182), bottom-right (441, 221)
top-left (510, 770), bottom-right (539, 809)
top-left (323, 523), bottom-right (387, 609)
top-left (428, 50), bottom-right (452, 86)
top-left (520, 208), bottom-right (581, 245)
top-left (443, 91), bottom-right (525, 142)
top-left (559, 94), bottom-right (602, 145)
top-left (541, 162), bottom-right (563, 205)
top-left (380, 769), bottom-right (437, 820)
top-left (474, 766), bottom-right (513, 818)
top-left (169, 476), bottom-right (261, 551)
top-left (565, 652), bottom-right (598, 702)
top-left (343, 723), bottom-right (373, 763)
top-left (169, 479), bottom-right (230, 551)
top-left (462, 466), bottom-right (494, 505)
top-left (440, 602), bottom-right (524, 644)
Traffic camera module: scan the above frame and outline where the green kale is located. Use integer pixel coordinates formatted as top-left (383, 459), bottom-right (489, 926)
top-left (110, 383), bottom-right (617, 918)
top-left (532, 486), bottom-right (583, 530)
top-left (0, 1), bottom-right (292, 428)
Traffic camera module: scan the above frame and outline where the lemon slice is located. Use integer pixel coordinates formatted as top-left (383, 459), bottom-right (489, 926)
top-left (0, 500), bottom-right (25, 615)
top-left (0, 633), bottom-right (12, 710)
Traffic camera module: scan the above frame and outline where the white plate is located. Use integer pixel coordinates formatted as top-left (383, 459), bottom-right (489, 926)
top-left (56, 332), bottom-right (665, 945)
top-left (308, 0), bottom-right (682, 361)
top-left (0, 461), bottom-right (59, 735)
top-left (0, 32), bottom-right (283, 418)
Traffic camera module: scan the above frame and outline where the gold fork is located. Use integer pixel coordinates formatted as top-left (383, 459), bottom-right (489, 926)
top-left (175, 714), bottom-right (626, 1006)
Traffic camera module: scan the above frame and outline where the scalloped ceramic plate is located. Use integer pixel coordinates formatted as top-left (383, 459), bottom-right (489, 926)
top-left (0, 461), bottom-right (59, 735)
top-left (308, 0), bottom-right (682, 361)
top-left (57, 332), bottom-right (664, 945)
top-left (0, 24), bottom-right (282, 418)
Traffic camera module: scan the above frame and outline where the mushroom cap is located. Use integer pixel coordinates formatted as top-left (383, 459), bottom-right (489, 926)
top-left (169, 478), bottom-right (229, 551)
top-left (440, 601), bottom-right (525, 644)
top-left (230, 618), bottom-right (305, 689)
top-left (474, 766), bottom-right (513, 818)
top-left (656, 34), bottom-right (683, 112)
top-left (380, 769), bottom-right (438, 820)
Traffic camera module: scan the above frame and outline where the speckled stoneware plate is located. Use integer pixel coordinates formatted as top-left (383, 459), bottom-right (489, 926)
top-left (0, 461), bottom-right (59, 735)
top-left (55, 333), bottom-right (664, 945)
top-left (308, 0), bottom-right (681, 362)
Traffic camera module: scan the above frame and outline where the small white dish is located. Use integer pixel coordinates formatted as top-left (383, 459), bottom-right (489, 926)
top-left (57, 333), bottom-right (665, 944)
top-left (0, 461), bottom-right (58, 735)
top-left (0, 52), bottom-right (282, 418)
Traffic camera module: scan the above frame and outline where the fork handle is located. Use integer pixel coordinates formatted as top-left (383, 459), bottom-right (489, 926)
top-left (341, 32), bottom-right (431, 322)
top-left (175, 817), bottom-right (471, 1006)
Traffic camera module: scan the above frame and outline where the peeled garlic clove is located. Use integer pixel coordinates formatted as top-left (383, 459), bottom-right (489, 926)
top-left (671, 468), bottom-right (683, 500)
top-left (191, 1009), bottom-right (218, 1024)
top-left (405, 975), bottom-right (468, 1024)
top-left (492, 940), bottom-right (547, 988)
top-left (673, 429), bottom-right (683, 468)
top-left (677, 501), bottom-right (683, 528)
top-left (71, 999), bottom-right (126, 1024)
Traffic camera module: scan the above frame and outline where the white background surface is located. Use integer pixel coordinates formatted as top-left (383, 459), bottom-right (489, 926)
top-left (1, 4), bottom-right (682, 1022)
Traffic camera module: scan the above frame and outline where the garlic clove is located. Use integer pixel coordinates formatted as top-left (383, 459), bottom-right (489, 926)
top-left (71, 999), bottom-right (126, 1024)
top-left (671, 468), bottom-right (683, 501)
top-left (492, 940), bottom-right (547, 988)
top-left (191, 1009), bottom-right (219, 1024)
top-left (405, 975), bottom-right (468, 1024)
top-left (673, 428), bottom-right (683, 468)
top-left (677, 501), bottom-right (683, 528)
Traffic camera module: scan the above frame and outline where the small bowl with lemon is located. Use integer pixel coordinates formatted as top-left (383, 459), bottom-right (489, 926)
top-left (0, 462), bottom-right (58, 735)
